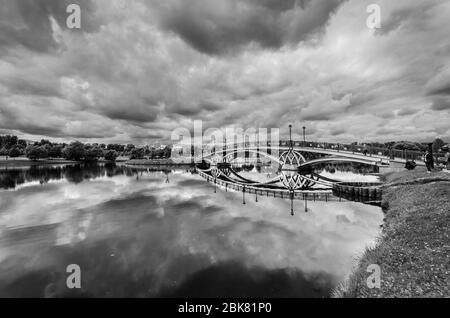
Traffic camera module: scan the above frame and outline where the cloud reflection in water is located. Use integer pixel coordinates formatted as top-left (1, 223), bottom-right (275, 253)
top-left (0, 165), bottom-right (383, 297)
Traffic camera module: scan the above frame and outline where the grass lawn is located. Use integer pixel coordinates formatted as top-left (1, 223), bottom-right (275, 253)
top-left (335, 170), bottom-right (450, 297)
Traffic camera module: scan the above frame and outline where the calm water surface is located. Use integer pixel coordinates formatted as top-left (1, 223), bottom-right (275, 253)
top-left (0, 164), bottom-right (383, 297)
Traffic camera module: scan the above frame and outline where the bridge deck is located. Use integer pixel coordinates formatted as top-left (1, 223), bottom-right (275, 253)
top-left (202, 145), bottom-right (390, 165)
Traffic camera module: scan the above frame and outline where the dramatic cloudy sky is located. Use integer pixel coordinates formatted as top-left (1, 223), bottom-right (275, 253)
top-left (0, 0), bottom-right (449, 144)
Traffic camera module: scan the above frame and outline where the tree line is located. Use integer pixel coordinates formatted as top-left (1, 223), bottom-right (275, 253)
top-left (364, 138), bottom-right (447, 153)
top-left (0, 135), bottom-right (172, 162)
top-left (1, 134), bottom-right (445, 162)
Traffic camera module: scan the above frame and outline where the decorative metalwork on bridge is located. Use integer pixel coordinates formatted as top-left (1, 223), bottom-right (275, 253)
top-left (210, 166), bottom-right (221, 179)
top-left (279, 149), bottom-right (306, 167)
top-left (195, 125), bottom-right (385, 215)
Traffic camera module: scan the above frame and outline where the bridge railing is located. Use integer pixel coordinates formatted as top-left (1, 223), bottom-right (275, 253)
top-left (284, 140), bottom-right (426, 162)
top-left (186, 140), bottom-right (434, 164)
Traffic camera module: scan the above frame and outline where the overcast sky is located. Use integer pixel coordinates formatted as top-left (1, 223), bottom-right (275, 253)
top-left (0, 0), bottom-right (449, 145)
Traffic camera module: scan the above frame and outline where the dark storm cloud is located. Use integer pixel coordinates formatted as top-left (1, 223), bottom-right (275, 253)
top-left (425, 65), bottom-right (450, 111)
top-left (329, 127), bottom-right (346, 136)
top-left (0, 109), bottom-right (65, 136)
top-left (397, 108), bottom-right (419, 116)
top-left (431, 96), bottom-right (450, 111)
top-left (149, 0), bottom-right (347, 55)
top-left (301, 112), bottom-right (333, 121)
top-left (376, 127), bottom-right (399, 136)
top-left (1, 75), bottom-right (61, 98)
top-left (429, 86), bottom-right (450, 96)
top-left (102, 105), bottom-right (159, 123)
top-left (426, 72), bottom-right (450, 96)
top-left (0, 0), bottom-right (100, 53)
top-left (165, 99), bottom-right (225, 117)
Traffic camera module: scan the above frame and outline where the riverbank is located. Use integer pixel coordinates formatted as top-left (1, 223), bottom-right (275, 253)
top-left (334, 170), bottom-right (450, 297)
top-left (0, 158), bottom-right (78, 167)
top-left (0, 157), bottom-right (194, 168)
top-left (126, 158), bottom-right (193, 166)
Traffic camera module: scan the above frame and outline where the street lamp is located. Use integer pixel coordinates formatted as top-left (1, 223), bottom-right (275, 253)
top-left (302, 126), bottom-right (306, 147)
top-left (289, 124), bottom-right (293, 148)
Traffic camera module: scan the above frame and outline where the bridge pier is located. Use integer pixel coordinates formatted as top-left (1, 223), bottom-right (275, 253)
top-left (332, 183), bottom-right (383, 206)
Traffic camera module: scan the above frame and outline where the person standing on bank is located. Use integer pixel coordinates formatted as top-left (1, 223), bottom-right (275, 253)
top-left (424, 150), bottom-right (433, 173)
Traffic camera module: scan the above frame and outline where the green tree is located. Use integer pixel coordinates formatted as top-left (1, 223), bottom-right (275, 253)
top-left (432, 138), bottom-right (445, 153)
top-left (84, 145), bottom-right (103, 161)
top-left (40, 139), bottom-right (52, 146)
top-left (392, 141), bottom-right (421, 151)
top-left (104, 150), bottom-right (118, 162)
top-left (163, 146), bottom-right (172, 158)
top-left (8, 147), bottom-right (22, 158)
top-left (107, 144), bottom-right (125, 153)
top-left (18, 140), bottom-right (27, 148)
top-left (5, 135), bottom-right (18, 148)
top-left (48, 145), bottom-right (63, 158)
top-left (125, 144), bottom-right (135, 154)
top-left (130, 148), bottom-right (145, 160)
top-left (63, 142), bottom-right (85, 161)
top-left (25, 146), bottom-right (48, 161)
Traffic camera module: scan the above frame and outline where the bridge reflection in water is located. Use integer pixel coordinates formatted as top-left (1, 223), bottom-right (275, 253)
top-left (195, 140), bottom-right (384, 215)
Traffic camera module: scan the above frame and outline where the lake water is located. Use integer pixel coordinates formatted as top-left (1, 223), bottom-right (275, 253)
top-left (0, 164), bottom-right (383, 297)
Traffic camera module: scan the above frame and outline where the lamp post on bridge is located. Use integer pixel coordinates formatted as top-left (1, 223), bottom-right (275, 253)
top-left (289, 124), bottom-right (293, 148)
top-left (201, 145), bottom-right (204, 162)
top-left (302, 126), bottom-right (306, 147)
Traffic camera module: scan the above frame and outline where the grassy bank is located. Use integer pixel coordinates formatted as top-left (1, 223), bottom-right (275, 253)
top-left (334, 170), bottom-right (450, 298)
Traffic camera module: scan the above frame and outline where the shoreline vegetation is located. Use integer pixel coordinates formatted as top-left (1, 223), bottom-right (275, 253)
top-left (0, 158), bottom-right (79, 167)
top-left (0, 157), bottom-right (192, 168)
top-left (334, 170), bottom-right (450, 298)
top-left (0, 135), bottom-right (173, 164)
top-left (126, 158), bottom-right (192, 166)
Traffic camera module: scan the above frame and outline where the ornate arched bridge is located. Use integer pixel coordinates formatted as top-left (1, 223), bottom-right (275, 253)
top-left (195, 140), bottom-right (384, 215)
